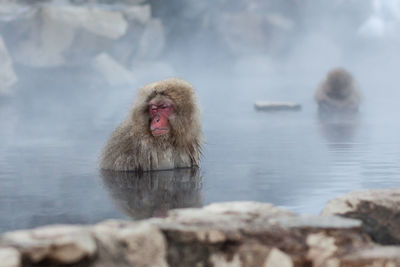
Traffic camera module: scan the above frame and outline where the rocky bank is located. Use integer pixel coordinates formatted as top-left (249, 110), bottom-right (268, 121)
top-left (0, 0), bottom-right (370, 94)
top-left (0, 0), bottom-right (169, 89)
top-left (1, 189), bottom-right (400, 267)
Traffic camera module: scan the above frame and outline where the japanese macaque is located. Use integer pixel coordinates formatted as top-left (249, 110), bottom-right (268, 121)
top-left (101, 168), bottom-right (202, 219)
top-left (315, 68), bottom-right (361, 114)
top-left (100, 78), bottom-right (202, 171)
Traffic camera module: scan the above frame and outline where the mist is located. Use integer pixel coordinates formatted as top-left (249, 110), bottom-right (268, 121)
top-left (0, 0), bottom-right (400, 232)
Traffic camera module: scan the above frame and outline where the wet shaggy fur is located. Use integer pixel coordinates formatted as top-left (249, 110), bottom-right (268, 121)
top-left (315, 68), bottom-right (361, 113)
top-left (100, 78), bottom-right (203, 171)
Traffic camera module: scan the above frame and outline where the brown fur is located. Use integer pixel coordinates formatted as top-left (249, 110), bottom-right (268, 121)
top-left (315, 68), bottom-right (361, 113)
top-left (100, 78), bottom-right (203, 171)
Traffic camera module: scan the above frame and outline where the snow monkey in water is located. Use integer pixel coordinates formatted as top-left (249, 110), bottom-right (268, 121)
top-left (100, 78), bottom-right (202, 171)
top-left (315, 68), bottom-right (361, 114)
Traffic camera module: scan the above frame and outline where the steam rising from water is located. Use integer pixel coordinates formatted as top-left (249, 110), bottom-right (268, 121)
top-left (0, 0), bottom-right (400, 232)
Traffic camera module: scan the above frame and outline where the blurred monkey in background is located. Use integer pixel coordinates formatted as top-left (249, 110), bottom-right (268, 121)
top-left (315, 68), bottom-right (361, 115)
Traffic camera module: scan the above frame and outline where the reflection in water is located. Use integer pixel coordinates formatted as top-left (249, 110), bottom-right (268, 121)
top-left (1, 67), bottom-right (400, 231)
top-left (317, 112), bottom-right (360, 146)
top-left (101, 168), bottom-right (202, 219)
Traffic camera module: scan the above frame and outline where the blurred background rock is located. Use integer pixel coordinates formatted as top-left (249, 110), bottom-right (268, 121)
top-left (0, 0), bottom-right (383, 93)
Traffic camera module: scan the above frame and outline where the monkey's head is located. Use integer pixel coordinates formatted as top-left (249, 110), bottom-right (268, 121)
top-left (131, 78), bottom-right (202, 146)
top-left (326, 68), bottom-right (354, 100)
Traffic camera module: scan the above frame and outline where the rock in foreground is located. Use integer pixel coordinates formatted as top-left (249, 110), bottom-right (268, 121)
top-left (340, 246), bottom-right (400, 267)
top-left (150, 201), bottom-right (365, 267)
top-left (1, 197), bottom-right (400, 266)
top-left (322, 188), bottom-right (400, 245)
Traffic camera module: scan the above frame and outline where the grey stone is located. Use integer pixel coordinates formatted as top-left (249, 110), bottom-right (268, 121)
top-left (340, 246), bottom-right (400, 267)
top-left (41, 5), bottom-right (128, 39)
top-left (2, 200), bottom-right (400, 267)
top-left (274, 215), bottom-right (361, 229)
top-left (264, 248), bottom-right (293, 267)
top-left (2, 225), bottom-right (96, 264)
top-left (306, 233), bottom-right (340, 267)
top-left (322, 188), bottom-right (400, 245)
top-left (149, 201), bottom-right (367, 267)
top-left (0, 247), bottom-right (21, 267)
top-left (12, 5), bottom-right (128, 67)
top-left (91, 220), bottom-right (168, 267)
top-left (1, 221), bottom-right (168, 266)
top-left (13, 7), bottom-right (75, 67)
top-left (209, 252), bottom-right (242, 267)
top-left (204, 201), bottom-right (292, 216)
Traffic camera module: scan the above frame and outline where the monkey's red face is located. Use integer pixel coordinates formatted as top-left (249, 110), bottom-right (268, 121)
top-left (149, 97), bottom-right (174, 136)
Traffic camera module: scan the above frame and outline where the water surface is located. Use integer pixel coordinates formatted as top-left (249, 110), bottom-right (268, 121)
top-left (1, 70), bottom-right (399, 233)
